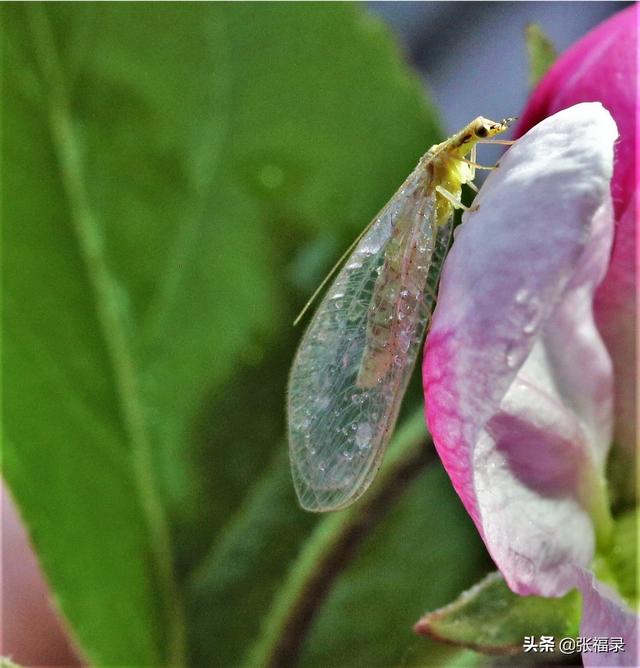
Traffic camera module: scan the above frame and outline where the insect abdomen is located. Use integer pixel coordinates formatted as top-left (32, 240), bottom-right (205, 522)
top-left (356, 209), bottom-right (434, 389)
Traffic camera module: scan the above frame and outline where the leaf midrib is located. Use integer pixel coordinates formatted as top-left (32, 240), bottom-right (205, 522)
top-left (26, 6), bottom-right (186, 665)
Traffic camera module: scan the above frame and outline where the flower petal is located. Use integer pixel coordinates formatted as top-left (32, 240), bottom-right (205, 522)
top-left (518, 4), bottom-right (637, 456)
top-left (594, 199), bottom-right (637, 461)
top-left (423, 103), bottom-right (617, 596)
top-left (518, 5), bottom-right (635, 220)
top-left (569, 566), bottom-right (639, 667)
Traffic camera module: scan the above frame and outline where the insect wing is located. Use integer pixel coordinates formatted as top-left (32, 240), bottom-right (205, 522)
top-left (288, 176), bottom-right (446, 512)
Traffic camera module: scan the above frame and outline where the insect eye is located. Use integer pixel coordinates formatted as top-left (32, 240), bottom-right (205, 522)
top-left (476, 125), bottom-right (489, 138)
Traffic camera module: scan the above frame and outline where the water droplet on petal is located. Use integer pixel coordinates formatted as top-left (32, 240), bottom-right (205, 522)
top-left (515, 288), bottom-right (529, 304)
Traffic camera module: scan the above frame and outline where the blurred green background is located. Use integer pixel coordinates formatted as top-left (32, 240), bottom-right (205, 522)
top-left (1, 3), bottom-right (625, 667)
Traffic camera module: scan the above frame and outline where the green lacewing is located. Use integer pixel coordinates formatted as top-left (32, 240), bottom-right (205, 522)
top-left (288, 117), bottom-right (513, 512)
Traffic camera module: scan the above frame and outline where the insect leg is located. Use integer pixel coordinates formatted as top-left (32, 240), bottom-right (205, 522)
top-left (466, 180), bottom-right (479, 194)
top-left (435, 185), bottom-right (468, 211)
top-left (459, 158), bottom-right (496, 170)
top-left (476, 139), bottom-right (516, 145)
top-left (469, 145), bottom-right (477, 181)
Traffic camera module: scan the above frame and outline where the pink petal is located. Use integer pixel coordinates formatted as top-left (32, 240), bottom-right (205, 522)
top-left (1, 484), bottom-right (82, 665)
top-left (569, 566), bottom-right (639, 667)
top-left (594, 199), bottom-right (637, 458)
top-left (518, 4), bottom-right (637, 455)
top-left (423, 103), bottom-right (617, 596)
top-left (518, 5), bottom-right (635, 220)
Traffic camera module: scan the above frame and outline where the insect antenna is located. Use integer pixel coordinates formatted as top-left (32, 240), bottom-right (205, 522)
top-left (293, 216), bottom-right (377, 326)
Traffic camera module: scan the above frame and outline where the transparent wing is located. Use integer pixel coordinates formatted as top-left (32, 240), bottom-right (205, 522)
top-left (288, 173), bottom-right (453, 511)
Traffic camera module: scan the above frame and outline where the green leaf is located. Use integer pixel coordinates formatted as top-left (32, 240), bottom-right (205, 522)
top-left (4, 5), bottom-right (185, 664)
top-left (525, 24), bottom-right (557, 87)
top-left (3, 2), bottom-right (441, 665)
top-left (415, 572), bottom-right (581, 655)
top-left (596, 507), bottom-right (638, 607)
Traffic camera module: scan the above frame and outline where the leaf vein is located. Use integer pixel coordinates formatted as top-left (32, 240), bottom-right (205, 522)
top-left (27, 6), bottom-right (186, 665)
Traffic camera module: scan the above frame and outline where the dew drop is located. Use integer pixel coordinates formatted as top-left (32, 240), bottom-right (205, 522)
top-left (342, 451), bottom-right (354, 461)
top-left (523, 321), bottom-right (536, 334)
top-left (316, 396), bottom-right (330, 410)
top-left (318, 461), bottom-right (326, 472)
top-left (515, 288), bottom-right (529, 304)
top-left (355, 423), bottom-right (373, 449)
top-left (393, 354), bottom-right (403, 367)
top-left (397, 330), bottom-right (412, 353)
top-left (506, 351), bottom-right (518, 368)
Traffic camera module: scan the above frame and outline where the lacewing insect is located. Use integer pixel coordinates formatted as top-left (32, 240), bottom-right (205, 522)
top-left (288, 117), bottom-right (514, 512)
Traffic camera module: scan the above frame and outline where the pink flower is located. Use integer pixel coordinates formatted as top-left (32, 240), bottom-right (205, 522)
top-left (422, 101), bottom-right (638, 665)
top-left (518, 3), bottom-right (637, 459)
top-left (423, 8), bottom-right (638, 662)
